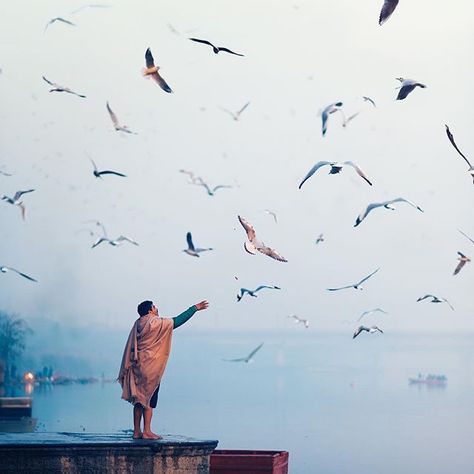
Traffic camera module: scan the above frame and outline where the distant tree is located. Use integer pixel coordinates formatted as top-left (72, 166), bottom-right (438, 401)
top-left (0, 311), bottom-right (33, 382)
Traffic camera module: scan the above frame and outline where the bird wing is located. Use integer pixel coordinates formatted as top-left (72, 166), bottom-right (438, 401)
top-left (57, 17), bottom-right (76, 26)
top-left (357, 267), bottom-right (380, 285)
top-left (8, 267), bottom-right (37, 282)
top-left (217, 47), bottom-right (244, 56)
top-left (342, 112), bottom-right (360, 127)
top-left (396, 84), bottom-right (417, 100)
top-left (327, 284), bottom-right (354, 291)
top-left (343, 161), bottom-right (372, 185)
top-left (388, 197), bottom-right (423, 212)
top-left (254, 285), bottom-right (278, 292)
top-left (417, 294), bottom-right (435, 302)
top-left (97, 170), bottom-right (127, 177)
top-left (258, 245), bottom-right (288, 262)
top-left (237, 101), bottom-right (250, 116)
top-left (247, 343), bottom-right (264, 360)
top-left (458, 229), bottom-right (474, 245)
top-left (445, 125), bottom-right (473, 168)
top-left (222, 357), bottom-right (246, 362)
top-left (379, 0), bottom-right (399, 25)
top-left (106, 102), bottom-right (119, 127)
top-left (354, 202), bottom-right (383, 227)
top-left (211, 185), bottom-right (232, 193)
top-left (116, 236), bottom-right (139, 245)
top-left (145, 48), bottom-right (155, 68)
top-left (453, 259), bottom-right (466, 276)
top-left (188, 37), bottom-right (215, 48)
top-left (42, 76), bottom-right (58, 87)
top-left (363, 96), bottom-right (376, 107)
top-left (298, 161), bottom-right (331, 189)
top-left (238, 215), bottom-right (256, 243)
top-left (186, 232), bottom-right (195, 251)
top-left (358, 311), bottom-right (370, 321)
top-left (13, 189), bottom-right (34, 201)
top-left (91, 237), bottom-right (108, 248)
top-left (353, 326), bottom-right (367, 339)
top-left (151, 71), bottom-right (173, 93)
top-left (372, 326), bottom-right (384, 334)
top-left (442, 298), bottom-right (455, 310)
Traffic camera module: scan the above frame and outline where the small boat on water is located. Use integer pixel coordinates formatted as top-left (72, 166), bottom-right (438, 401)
top-left (409, 374), bottom-right (447, 386)
top-left (0, 397), bottom-right (37, 432)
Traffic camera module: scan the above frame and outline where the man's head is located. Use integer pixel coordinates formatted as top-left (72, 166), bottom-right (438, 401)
top-left (137, 300), bottom-right (158, 317)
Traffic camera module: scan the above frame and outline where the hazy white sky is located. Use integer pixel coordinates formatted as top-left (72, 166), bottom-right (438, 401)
top-left (0, 0), bottom-right (473, 332)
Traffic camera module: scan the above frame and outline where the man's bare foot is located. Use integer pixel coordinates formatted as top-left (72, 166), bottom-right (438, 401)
top-left (142, 431), bottom-right (162, 440)
top-left (132, 431), bottom-right (142, 439)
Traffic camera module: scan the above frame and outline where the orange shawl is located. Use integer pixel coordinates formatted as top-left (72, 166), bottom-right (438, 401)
top-left (118, 315), bottom-right (173, 408)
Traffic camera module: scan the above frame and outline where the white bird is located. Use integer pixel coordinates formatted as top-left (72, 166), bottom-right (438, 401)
top-left (362, 96), bottom-right (377, 107)
top-left (445, 125), bottom-right (474, 183)
top-left (315, 233), bottom-right (324, 245)
top-left (92, 235), bottom-right (139, 249)
top-left (220, 101), bottom-right (250, 121)
top-left (416, 294), bottom-right (454, 311)
top-left (42, 76), bottom-right (86, 98)
top-left (458, 229), bottom-right (474, 245)
top-left (353, 326), bottom-right (383, 339)
top-left (44, 17), bottom-right (76, 33)
top-left (327, 268), bottom-right (380, 292)
top-left (193, 178), bottom-right (232, 196)
top-left (379, 0), bottom-right (399, 25)
top-left (106, 102), bottom-right (136, 134)
top-left (143, 48), bottom-right (172, 93)
top-left (358, 308), bottom-right (388, 322)
top-left (1, 189), bottom-right (34, 220)
top-left (321, 101), bottom-right (343, 136)
top-left (299, 160), bottom-right (372, 189)
top-left (453, 252), bottom-right (470, 276)
top-left (90, 158), bottom-right (126, 179)
top-left (0, 266), bottom-right (37, 282)
top-left (264, 209), bottom-right (278, 223)
top-left (179, 169), bottom-right (201, 184)
top-left (238, 215), bottom-right (287, 262)
top-left (395, 78), bottom-right (426, 101)
top-left (288, 315), bottom-right (310, 328)
top-left (183, 232), bottom-right (213, 257)
top-left (354, 197), bottom-right (423, 227)
top-left (237, 285), bottom-right (280, 302)
top-left (222, 343), bottom-right (264, 363)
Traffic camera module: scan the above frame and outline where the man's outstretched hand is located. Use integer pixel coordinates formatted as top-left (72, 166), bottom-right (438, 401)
top-left (195, 300), bottom-right (209, 311)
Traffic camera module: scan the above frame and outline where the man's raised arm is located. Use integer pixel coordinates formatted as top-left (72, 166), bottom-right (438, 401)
top-left (172, 300), bottom-right (209, 329)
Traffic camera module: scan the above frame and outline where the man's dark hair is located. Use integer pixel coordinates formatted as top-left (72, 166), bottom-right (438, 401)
top-left (137, 300), bottom-right (153, 316)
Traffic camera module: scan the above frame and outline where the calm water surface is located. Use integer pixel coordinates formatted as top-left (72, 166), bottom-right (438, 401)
top-left (28, 331), bottom-right (474, 473)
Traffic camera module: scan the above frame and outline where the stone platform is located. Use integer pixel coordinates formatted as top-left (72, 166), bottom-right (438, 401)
top-left (0, 432), bottom-right (218, 474)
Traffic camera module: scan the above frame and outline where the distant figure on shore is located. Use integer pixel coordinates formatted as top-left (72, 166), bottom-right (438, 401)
top-left (118, 299), bottom-right (209, 440)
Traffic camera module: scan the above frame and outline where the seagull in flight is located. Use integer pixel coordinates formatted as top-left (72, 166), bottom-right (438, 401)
top-left (106, 102), bottom-right (136, 134)
top-left (221, 102), bottom-right (250, 121)
top-left (188, 38), bottom-right (244, 56)
top-left (92, 235), bottom-right (139, 249)
top-left (315, 233), bottom-right (324, 245)
top-left (445, 125), bottom-right (474, 183)
top-left (321, 102), bottom-right (343, 136)
top-left (379, 0), bottom-right (399, 25)
top-left (1, 189), bottom-right (34, 220)
top-left (42, 76), bottom-right (86, 98)
top-left (0, 170), bottom-right (12, 176)
top-left (362, 96), bottom-right (377, 107)
top-left (192, 177), bottom-right (232, 196)
top-left (354, 197), bottom-right (423, 227)
top-left (288, 315), bottom-right (310, 328)
top-left (453, 252), bottom-right (471, 276)
top-left (327, 268), bottom-right (380, 292)
top-left (237, 285), bottom-right (280, 302)
top-left (358, 308), bottom-right (388, 321)
top-left (179, 169), bottom-right (201, 184)
top-left (264, 209), bottom-right (278, 223)
top-left (341, 111), bottom-right (361, 128)
top-left (416, 294), bottom-right (454, 311)
top-left (353, 326), bottom-right (383, 339)
top-left (222, 343), bottom-right (264, 363)
top-left (238, 215), bottom-right (287, 262)
top-left (44, 17), bottom-right (76, 33)
top-left (0, 266), bottom-right (37, 282)
top-left (299, 160), bottom-right (372, 189)
top-left (90, 158), bottom-right (126, 179)
top-left (183, 232), bottom-right (213, 257)
top-left (143, 48), bottom-right (172, 93)
top-left (395, 78), bottom-right (426, 101)
top-left (458, 229), bottom-right (474, 245)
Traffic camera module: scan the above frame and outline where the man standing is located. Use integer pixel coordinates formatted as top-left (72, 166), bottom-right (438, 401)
top-left (118, 299), bottom-right (209, 439)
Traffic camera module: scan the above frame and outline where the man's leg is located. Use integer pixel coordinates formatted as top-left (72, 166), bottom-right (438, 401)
top-left (142, 407), bottom-right (162, 439)
top-left (133, 404), bottom-right (143, 439)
